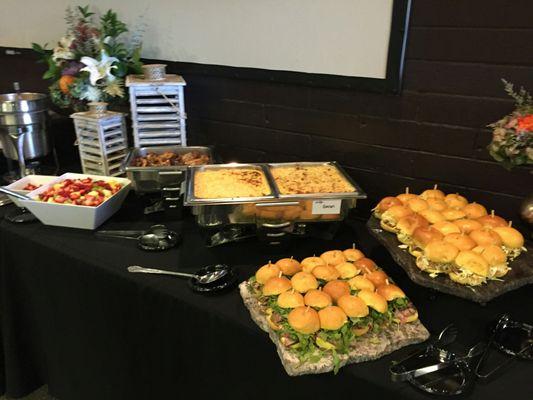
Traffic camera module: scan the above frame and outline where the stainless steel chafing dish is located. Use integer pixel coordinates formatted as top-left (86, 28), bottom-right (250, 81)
top-left (122, 145), bottom-right (213, 193)
top-left (184, 161), bottom-right (366, 228)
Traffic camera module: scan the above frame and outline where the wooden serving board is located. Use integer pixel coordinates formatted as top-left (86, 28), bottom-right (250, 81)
top-left (239, 281), bottom-right (430, 376)
top-left (366, 216), bottom-right (533, 304)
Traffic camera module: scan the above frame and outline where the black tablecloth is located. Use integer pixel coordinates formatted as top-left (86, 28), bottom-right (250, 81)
top-left (0, 195), bottom-right (531, 400)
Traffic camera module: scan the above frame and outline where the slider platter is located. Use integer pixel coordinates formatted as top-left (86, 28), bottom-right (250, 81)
top-left (366, 216), bottom-right (533, 304)
top-left (239, 282), bottom-right (429, 376)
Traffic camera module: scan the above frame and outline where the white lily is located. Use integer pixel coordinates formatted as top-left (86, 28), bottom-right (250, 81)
top-left (80, 50), bottom-right (119, 86)
top-left (52, 36), bottom-right (74, 62)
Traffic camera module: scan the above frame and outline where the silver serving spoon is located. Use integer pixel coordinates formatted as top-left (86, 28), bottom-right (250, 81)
top-left (96, 224), bottom-right (180, 251)
top-left (127, 265), bottom-right (230, 284)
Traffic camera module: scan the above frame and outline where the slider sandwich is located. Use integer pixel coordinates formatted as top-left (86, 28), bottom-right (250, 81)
top-left (320, 250), bottom-right (346, 266)
top-left (312, 264), bottom-right (340, 282)
top-left (408, 226), bottom-right (444, 257)
top-left (492, 226), bottom-right (526, 260)
top-left (463, 203), bottom-right (488, 219)
top-left (418, 209), bottom-right (446, 224)
top-left (477, 213), bottom-right (507, 229)
top-left (322, 280), bottom-right (351, 303)
top-left (337, 295), bottom-right (371, 336)
top-left (304, 289), bottom-right (333, 309)
top-left (347, 276), bottom-right (375, 292)
top-left (380, 205), bottom-right (413, 233)
top-left (448, 250), bottom-right (489, 286)
top-left (469, 229), bottom-right (503, 247)
top-left (427, 198), bottom-right (448, 212)
top-left (396, 214), bottom-right (430, 245)
top-left (291, 271), bottom-right (319, 293)
top-left (343, 246), bottom-right (365, 262)
top-left (444, 193), bottom-right (468, 209)
top-left (373, 196), bottom-right (403, 219)
top-left (396, 187), bottom-right (418, 204)
top-left (473, 245), bottom-right (509, 279)
top-left (275, 257), bottom-right (302, 276)
top-left (453, 219), bottom-right (483, 234)
top-left (416, 240), bottom-right (459, 276)
top-left (432, 221), bottom-right (462, 236)
top-left (357, 289), bottom-right (390, 331)
top-left (443, 233), bottom-right (477, 251)
top-left (406, 197), bottom-right (429, 213)
top-left (420, 186), bottom-right (445, 201)
top-left (301, 256), bottom-right (325, 273)
top-left (377, 284), bottom-right (418, 324)
top-left (335, 262), bottom-right (360, 279)
top-left (353, 258), bottom-right (378, 274)
top-left (441, 208), bottom-right (467, 221)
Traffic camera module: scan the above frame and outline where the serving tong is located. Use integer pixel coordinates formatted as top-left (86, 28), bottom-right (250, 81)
top-left (391, 316), bottom-right (533, 396)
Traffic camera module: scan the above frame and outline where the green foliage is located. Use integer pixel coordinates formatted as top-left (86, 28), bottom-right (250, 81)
top-left (101, 10), bottom-right (128, 38)
top-left (502, 79), bottom-right (533, 112)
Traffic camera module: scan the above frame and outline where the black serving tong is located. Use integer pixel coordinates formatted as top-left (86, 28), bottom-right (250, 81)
top-left (474, 314), bottom-right (533, 380)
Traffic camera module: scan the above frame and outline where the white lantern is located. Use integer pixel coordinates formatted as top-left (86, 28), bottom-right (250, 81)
top-left (71, 102), bottom-right (128, 176)
top-left (126, 64), bottom-right (187, 147)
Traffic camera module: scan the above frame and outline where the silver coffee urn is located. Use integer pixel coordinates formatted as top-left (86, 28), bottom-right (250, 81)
top-left (0, 84), bottom-right (51, 180)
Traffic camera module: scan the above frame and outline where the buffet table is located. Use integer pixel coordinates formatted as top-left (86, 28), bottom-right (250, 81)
top-left (0, 194), bottom-right (531, 400)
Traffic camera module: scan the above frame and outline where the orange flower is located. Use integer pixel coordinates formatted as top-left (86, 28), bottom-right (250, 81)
top-left (59, 75), bottom-right (76, 94)
top-left (516, 114), bottom-right (533, 132)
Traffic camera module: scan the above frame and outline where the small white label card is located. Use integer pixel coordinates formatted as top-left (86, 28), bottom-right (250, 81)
top-left (312, 199), bottom-right (342, 215)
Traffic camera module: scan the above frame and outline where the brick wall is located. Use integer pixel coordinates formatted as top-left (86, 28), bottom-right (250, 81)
top-left (1, 0), bottom-right (532, 224)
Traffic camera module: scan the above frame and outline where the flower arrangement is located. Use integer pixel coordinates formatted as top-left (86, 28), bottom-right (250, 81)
top-left (32, 5), bottom-right (143, 111)
top-left (488, 79), bottom-right (533, 169)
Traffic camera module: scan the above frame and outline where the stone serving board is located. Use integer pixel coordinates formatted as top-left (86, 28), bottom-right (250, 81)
top-left (367, 216), bottom-right (533, 304)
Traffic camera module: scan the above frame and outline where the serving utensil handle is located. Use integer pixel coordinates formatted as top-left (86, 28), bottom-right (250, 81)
top-left (0, 186), bottom-right (31, 200)
top-left (127, 265), bottom-right (196, 279)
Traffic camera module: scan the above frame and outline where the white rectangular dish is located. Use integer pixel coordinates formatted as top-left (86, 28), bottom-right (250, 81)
top-left (18, 173), bottom-right (131, 230)
top-left (5, 175), bottom-right (57, 207)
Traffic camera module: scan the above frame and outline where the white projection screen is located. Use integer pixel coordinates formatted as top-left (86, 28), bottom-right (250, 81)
top-left (0, 0), bottom-right (409, 89)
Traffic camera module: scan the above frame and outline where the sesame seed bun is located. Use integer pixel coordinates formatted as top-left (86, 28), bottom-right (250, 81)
top-left (290, 271), bottom-right (319, 293)
top-left (348, 276), bottom-right (375, 292)
top-left (453, 219), bottom-right (483, 234)
top-left (262, 276), bottom-right (292, 296)
top-left (322, 280), bottom-right (351, 303)
top-left (300, 256), bottom-right (326, 273)
top-left (255, 262), bottom-right (281, 284)
top-left (337, 295), bottom-right (369, 318)
top-left (335, 262), bottom-right (360, 279)
top-left (376, 284), bottom-right (406, 301)
top-left (463, 203), bottom-right (488, 219)
top-left (288, 306), bottom-right (320, 334)
top-left (304, 289), bottom-right (333, 308)
top-left (432, 221), bottom-right (462, 236)
top-left (277, 290), bottom-right (305, 308)
top-left (343, 248), bottom-right (365, 262)
top-left (445, 193), bottom-right (468, 209)
top-left (443, 233), bottom-right (477, 251)
top-left (318, 306), bottom-right (348, 330)
top-left (275, 258), bottom-right (302, 276)
top-left (492, 227), bottom-right (525, 249)
top-left (312, 265), bottom-right (340, 281)
top-left (357, 289), bottom-right (388, 313)
top-left (320, 250), bottom-right (346, 267)
top-left (424, 240), bottom-right (460, 263)
top-left (469, 229), bottom-right (503, 247)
